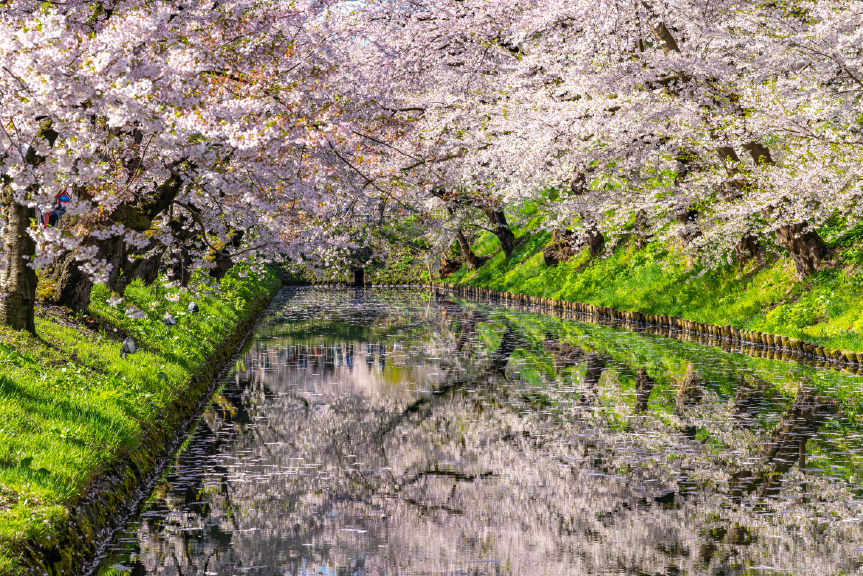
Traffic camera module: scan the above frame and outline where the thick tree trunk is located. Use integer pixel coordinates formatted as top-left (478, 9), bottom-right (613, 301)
top-left (115, 246), bottom-right (165, 293)
top-left (774, 223), bottom-right (830, 280)
top-left (0, 184), bottom-right (38, 333)
top-left (438, 257), bottom-right (462, 278)
top-left (52, 251), bottom-right (91, 312)
top-left (0, 121), bottom-right (57, 332)
top-left (432, 190), bottom-right (515, 258)
top-left (353, 268), bottom-right (364, 287)
top-left (543, 229), bottom-right (578, 266)
top-left (52, 235), bottom-right (126, 311)
top-left (484, 209), bottom-right (516, 257)
top-left (53, 174), bottom-right (183, 308)
top-left (208, 252), bottom-right (235, 281)
top-left (743, 142), bottom-right (774, 165)
top-left (584, 225), bottom-right (605, 258)
top-left (716, 146), bottom-right (740, 174)
top-left (132, 249), bottom-right (164, 286)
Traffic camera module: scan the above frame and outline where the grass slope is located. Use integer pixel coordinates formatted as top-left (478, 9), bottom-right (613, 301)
top-left (0, 267), bottom-right (280, 573)
top-left (448, 212), bottom-right (863, 353)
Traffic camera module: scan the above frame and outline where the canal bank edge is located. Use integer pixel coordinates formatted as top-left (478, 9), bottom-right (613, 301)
top-left (425, 282), bottom-right (863, 372)
top-left (7, 284), bottom-right (281, 576)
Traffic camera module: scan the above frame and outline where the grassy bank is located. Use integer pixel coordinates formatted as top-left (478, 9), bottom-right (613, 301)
top-left (447, 209), bottom-right (863, 353)
top-left (0, 266), bottom-right (280, 574)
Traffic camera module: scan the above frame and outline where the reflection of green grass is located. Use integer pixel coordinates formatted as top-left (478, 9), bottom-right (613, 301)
top-left (451, 215), bottom-right (863, 353)
top-left (0, 266), bottom-right (279, 573)
top-left (464, 299), bottom-right (863, 484)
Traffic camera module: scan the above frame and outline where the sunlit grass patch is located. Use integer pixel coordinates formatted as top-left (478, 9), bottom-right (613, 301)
top-left (450, 215), bottom-right (863, 352)
top-left (0, 265), bottom-right (279, 565)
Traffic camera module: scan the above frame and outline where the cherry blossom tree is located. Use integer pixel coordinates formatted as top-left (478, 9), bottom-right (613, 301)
top-left (1, 0), bottom-right (384, 328)
top-left (2, 0), bottom-right (861, 333)
top-left (352, 0), bottom-right (862, 278)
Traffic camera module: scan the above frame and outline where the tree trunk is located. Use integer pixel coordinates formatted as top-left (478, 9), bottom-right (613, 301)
top-left (115, 246), bottom-right (165, 293)
top-left (735, 234), bottom-right (761, 268)
top-left (208, 231), bottom-right (244, 281)
top-left (431, 190), bottom-right (515, 258)
top-left (170, 247), bottom-right (193, 288)
top-left (443, 205), bottom-right (483, 270)
top-left (743, 142), bottom-right (774, 165)
top-left (51, 251), bottom-right (91, 312)
top-left (543, 229), bottom-right (578, 266)
top-left (353, 268), bottom-right (364, 287)
top-left (438, 257), bottom-right (462, 278)
top-left (132, 249), bottom-right (164, 286)
top-left (52, 235), bottom-right (126, 311)
top-left (53, 174), bottom-right (184, 308)
top-left (0, 183), bottom-right (37, 333)
top-left (208, 252), bottom-right (235, 281)
top-left (774, 223), bottom-right (830, 280)
top-left (455, 229), bottom-right (484, 270)
top-left (716, 146), bottom-right (740, 174)
top-left (0, 121), bottom-right (57, 332)
top-left (584, 225), bottom-right (605, 258)
top-left (484, 208), bottom-right (516, 257)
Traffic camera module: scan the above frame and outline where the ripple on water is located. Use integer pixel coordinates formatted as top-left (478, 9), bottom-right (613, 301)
top-left (97, 287), bottom-right (863, 576)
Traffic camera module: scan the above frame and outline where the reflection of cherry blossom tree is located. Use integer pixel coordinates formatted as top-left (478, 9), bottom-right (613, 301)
top-left (111, 290), bottom-right (863, 576)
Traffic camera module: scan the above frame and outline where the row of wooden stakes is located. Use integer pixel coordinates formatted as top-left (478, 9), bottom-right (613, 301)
top-left (429, 282), bottom-right (863, 369)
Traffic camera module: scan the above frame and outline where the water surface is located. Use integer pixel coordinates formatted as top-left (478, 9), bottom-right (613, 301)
top-left (101, 288), bottom-right (863, 575)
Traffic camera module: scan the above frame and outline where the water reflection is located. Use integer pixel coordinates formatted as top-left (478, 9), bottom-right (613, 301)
top-left (101, 288), bottom-right (863, 576)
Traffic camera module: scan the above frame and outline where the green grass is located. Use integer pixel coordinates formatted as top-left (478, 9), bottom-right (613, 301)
top-left (448, 217), bottom-right (863, 353)
top-left (0, 266), bottom-right (280, 573)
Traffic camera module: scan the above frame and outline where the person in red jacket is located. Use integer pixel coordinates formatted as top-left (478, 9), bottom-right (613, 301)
top-left (39, 189), bottom-right (70, 227)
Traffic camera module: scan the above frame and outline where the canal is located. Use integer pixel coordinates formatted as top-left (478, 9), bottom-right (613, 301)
top-left (98, 287), bottom-right (863, 575)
